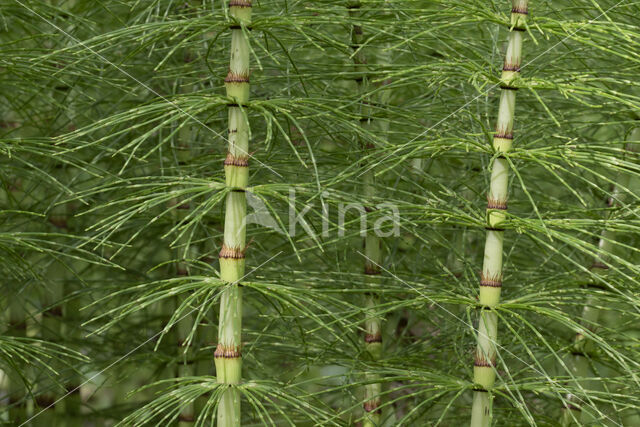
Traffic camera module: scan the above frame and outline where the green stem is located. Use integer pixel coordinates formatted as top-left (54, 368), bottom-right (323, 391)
top-left (215, 2), bottom-right (252, 426)
top-left (363, 229), bottom-right (382, 427)
top-left (560, 128), bottom-right (640, 425)
top-left (471, 2), bottom-right (528, 426)
top-left (348, 2), bottom-right (383, 425)
top-left (45, 75), bottom-right (80, 425)
top-left (1, 111), bottom-right (28, 423)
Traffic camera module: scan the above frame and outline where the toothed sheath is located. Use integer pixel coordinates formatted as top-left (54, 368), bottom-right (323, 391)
top-left (215, 2), bottom-right (251, 426)
top-left (471, 2), bottom-right (527, 426)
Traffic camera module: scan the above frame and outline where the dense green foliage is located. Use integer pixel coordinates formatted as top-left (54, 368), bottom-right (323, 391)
top-left (2, 0), bottom-right (640, 425)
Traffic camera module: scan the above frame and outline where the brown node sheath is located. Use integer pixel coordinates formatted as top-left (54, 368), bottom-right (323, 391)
top-left (364, 142), bottom-right (375, 149)
top-left (364, 333), bottom-right (382, 343)
top-left (224, 152), bottom-right (249, 167)
top-left (214, 344), bottom-right (242, 359)
top-left (229, 0), bottom-right (252, 7)
top-left (474, 352), bottom-right (496, 367)
top-left (9, 320), bottom-right (27, 330)
top-left (511, 7), bottom-right (528, 14)
top-left (363, 399), bottom-right (382, 414)
top-left (44, 306), bottom-right (63, 318)
top-left (571, 349), bottom-right (586, 357)
top-left (364, 265), bottom-right (381, 275)
top-left (35, 395), bottom-right (55, 408)
top-left (493, 134), bottom-right (514, 142)
top-left (49, 216), bottom-right (68, 230)
top-left (65, 385), bottom-right (80, 395)
top-left (494, 128), bottom-right (514, 139)
top-left (590, 261), bottom-right (609, 270)
top-left (225, 71), bottom-right (250, 83)
top-left (219, 245), bottom-right (246, 259)
top-left (487, 197), bottom-right (507, 210)
top-left (178, 414), bottom-right (195, 423)
top-left (502, 64), bottom-right (521, 72)
top-left (494, 127), bottom-right (513, 139)
top-left (480, 272), bottom-right (502, 288)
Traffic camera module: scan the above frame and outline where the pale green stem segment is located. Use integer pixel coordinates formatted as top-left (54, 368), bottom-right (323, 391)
top-left (215, 2), bottom-right (252, 426)
top-left (363, 225), bottom-right (383, 426)
top-left (561, 128), bottom-right (640, 425)
top-left (471, 2), bottom-right (527, 426)
top-left (363, 171), bottom-right (383, 367)
top-left (349, 2), bottom-right (386, 424)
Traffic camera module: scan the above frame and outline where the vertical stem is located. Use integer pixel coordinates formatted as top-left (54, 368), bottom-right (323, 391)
top-left (62, 125), bottom-right (83, 427)
top-left (1, 110), bottom-right (27, 423)
top-left (62, 281), bottom-right (82, 426)
top-left (471, 2), bottom-right (528, 426)
top-left (215, 2), bottom-right (251, 426)
top-left (39, 4), bottom-right (81, 416)
top-left (38, 79), bottom-right (76, 423)
top-left (349, 1), bottom-right (388, 424)
top-left (363, 220), bottom-right (383, 427)
top-left (560, 128), bottom-right (640, 425)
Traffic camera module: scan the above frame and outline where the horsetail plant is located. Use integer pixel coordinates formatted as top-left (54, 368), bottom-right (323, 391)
top-left (349, 2), bottom-right (385, 424)
top-left (561, 127), bottom-right (640, 425)
top-left (6, 1), bottom-right (640, 425)
top-left (215, 1), bottom-right (252, 425)
top-left (471, 1), bottom-right (528, 425)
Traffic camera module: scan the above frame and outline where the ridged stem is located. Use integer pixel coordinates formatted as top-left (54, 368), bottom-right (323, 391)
top-left (215, 2), bottom-right (251, 426)
top-left (560, 128), bottom-right (640, 425)
top-left (471, 2), bottom-right (528, 426)
top-left (349, 2), bottom-right (386, 425)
